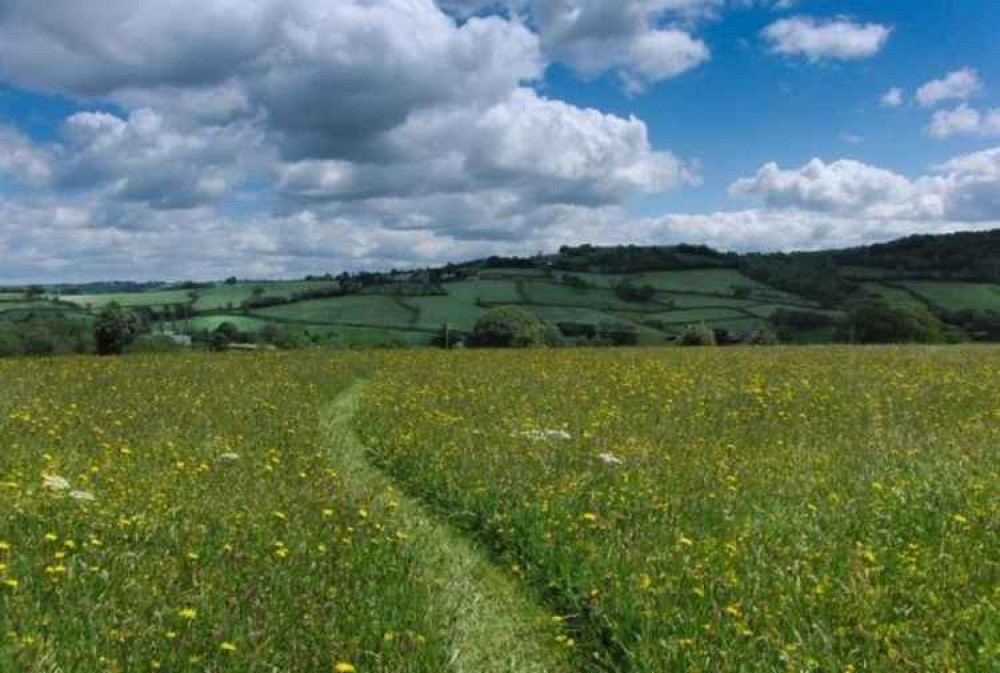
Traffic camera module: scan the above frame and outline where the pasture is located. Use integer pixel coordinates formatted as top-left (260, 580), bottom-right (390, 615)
top-left (2, 347), bottom-right (999, 671)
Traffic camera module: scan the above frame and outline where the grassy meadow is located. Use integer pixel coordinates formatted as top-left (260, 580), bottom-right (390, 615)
top-left (2, 346), bottom-right (1000, 671)
top-left (357, 347), bottom-right (1000, 671)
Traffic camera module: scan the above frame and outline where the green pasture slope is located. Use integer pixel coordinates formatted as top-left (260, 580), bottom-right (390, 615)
top-left (12, 229), bottom-right (1000, 346)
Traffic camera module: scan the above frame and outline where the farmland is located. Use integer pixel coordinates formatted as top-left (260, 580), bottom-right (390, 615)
top-left (2, 347), bottom-right (999, 671)
top-left (9, 229), bottom-right (1000, 349)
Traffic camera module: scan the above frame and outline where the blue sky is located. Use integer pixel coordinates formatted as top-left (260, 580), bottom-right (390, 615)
top-left (0, 0), bottom-right (998, 282)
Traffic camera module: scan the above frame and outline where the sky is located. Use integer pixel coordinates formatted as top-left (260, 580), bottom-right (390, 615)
top-left (0, 0), bottom-right (998, 282)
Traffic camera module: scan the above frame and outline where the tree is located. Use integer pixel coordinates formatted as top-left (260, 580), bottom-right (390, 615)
top-left (838, 299), bottom-right (947, 344)
top-left (94, 302), bottom-right (142, 355)
top-left (678, 323), bottom-right (717, 347)
top-left (470, 306), bottom-right (545, 348)
top-left (215, 321), bottom-right (240, 343)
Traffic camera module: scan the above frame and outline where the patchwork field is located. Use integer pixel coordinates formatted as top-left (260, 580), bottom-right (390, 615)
top-left (2, 347), bottom-right (999, 671)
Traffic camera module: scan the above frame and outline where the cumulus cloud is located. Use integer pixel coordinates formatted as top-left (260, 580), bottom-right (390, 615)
top-left (928, 104), bottom-right (1000, 139)
top-left (437, 0), bottom-right (714, 93)
top-left (0, 126), bottom-right (53, 186)
top-left (916, 68), bottom-right (981, 107)
top-left (730, 148), bottom-right (1000, 223)
top-left (880, 87), bottom-right (904, 107)
top-left (730, 158), bottom-right (919, 217)
top-left (0, 0), bottom-right (710, 281)
top-left (278, 88), bottom-right (695, 216)
top-left (53, 108), bottom-right (264, 210)
top-left (761, 16), bottom-right (891, 62)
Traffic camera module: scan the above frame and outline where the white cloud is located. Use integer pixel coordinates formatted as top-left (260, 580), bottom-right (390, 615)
top-left (928, 104), bottom-right (1000, 139)
top-left (730, 148), bottom-right (1000, 223)
top-left (648, 209), bottom-right (999, 252)
top-left (880, 87), bottom-right (904, 107)
top-left (439, 0), bottom-right (714, 92)
top-left (278, 87), bottom-right (696, 215)
top-left (762, 16), bottom-right (892, 62)
top-left (916, 68), bottom-right (981, 107)
top-left (528, 0), bottom-right (712, 92)
top-left (730, 158), bottom-right (919, 217)
top-left (0, 0), bottom-right (709, 281)
top-left (0, 126), bottom-right (53, 186)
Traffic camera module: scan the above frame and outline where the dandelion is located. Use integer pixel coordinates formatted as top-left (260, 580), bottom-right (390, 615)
top-left (220, 642), bottom-right (237, 652)
top-left (334, 663), bottom-right (357, 673)
top-left (178, 608), bottom-right (197, 620)
top-left (581, 512), bottom-right (598, 523)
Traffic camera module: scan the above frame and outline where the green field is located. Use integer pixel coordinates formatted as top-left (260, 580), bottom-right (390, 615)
top-left (899, 281), bottom-right (1000, 312)
top-left (193, 281), bottom-right (340, 311)
top-left (397, 296), bottom-right (483, 332)
top-left (61, 290), bottom-right (195, 309)
top-left (187, 315), bottom-right (274, 333)
top-left (443, 278), bottom-right (523, 304)
top-left (519, 281), bottom-right (661, 312)
top-left (859, 282), bottom-right (927, 309)
top-left (253, 295), bottom-right (417, 328)
top-left (633, 269), bottom-right (767, 295)
top-left (646, 307), bottom-right (752, 324)
top-left (3, 347), bottom-right (1000, 671)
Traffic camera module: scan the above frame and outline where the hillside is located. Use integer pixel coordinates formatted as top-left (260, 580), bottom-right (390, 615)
top-left (5, 229), bottom-right (1000, 348)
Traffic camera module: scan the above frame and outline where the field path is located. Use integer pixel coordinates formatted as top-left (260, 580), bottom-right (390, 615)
top-left (323, 383), bottom-right (574, 673)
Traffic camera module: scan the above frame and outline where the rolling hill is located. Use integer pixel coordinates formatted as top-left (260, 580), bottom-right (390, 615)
top-left (7, 228), bottom-right (1000, 347)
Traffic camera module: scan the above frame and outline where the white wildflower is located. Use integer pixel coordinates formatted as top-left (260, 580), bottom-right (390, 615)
top-left (513, 428), bottom-right (572, 442)
top-left (597, 452), bottom-right (624, 466)
top-left (42, 474), bottom-right (71, 491)
top-left (69, 490), bottom-right (96, 502)
top-left (218, 453), bottom-right (241, 461)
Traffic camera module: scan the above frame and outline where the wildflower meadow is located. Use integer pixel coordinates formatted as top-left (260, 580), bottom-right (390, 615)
top-left (2, 346), bottom-right (1000, 671)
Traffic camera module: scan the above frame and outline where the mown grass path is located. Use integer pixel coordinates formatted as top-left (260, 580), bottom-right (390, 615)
top-left (323, 383), bottom-right (574, 673)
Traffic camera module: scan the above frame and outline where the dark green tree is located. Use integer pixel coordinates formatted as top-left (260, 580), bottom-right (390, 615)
top-left (838, 299), bottom-right (947, 344)
top-left (94, 302), bottom-right (142, 355)
top-left (470, 306), bottom-right (546, 348)
top-left (678, 322), bottom-right (717, 347)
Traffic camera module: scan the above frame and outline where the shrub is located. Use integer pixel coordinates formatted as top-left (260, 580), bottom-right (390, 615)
top-left (678, 323), bottom-right (717, 347)
top-left (94, 303), bottom-right (142, 355)
top-left (745, 328), bottom-right (780, 346)
top-left (470, 306), bottom-right (545, 348)
top-left (838, 299), bottom-right (947, 344)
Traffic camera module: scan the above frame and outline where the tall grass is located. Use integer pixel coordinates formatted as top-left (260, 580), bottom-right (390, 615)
top-left (0, 353), bottom-right (449, 672)
top-left (358, 346), bottom-right (1000, 671)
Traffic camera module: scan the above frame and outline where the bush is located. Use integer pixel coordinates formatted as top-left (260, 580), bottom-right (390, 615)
top-left (470, 306), bottom-right (545, 348)
top-left (125, 335), bottom-right (185, 354)
top-left (745, 328), bottom-right (780, 346)
top-left (771, 308), bottom-right (836, 331)
top-left (95, 303), bottom-right (142, 355)
top-left (678, 323), bottom-right (717, 347)
top-left (838, 299), bottom-right (947, 344)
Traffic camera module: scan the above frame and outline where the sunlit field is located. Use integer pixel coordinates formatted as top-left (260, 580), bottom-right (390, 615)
top-left (0, 353), bottom-right (451, 673)
top-left (358, 347), bottom-right (1000, 671)
top-left (3, 347), bottom-right (1000, 672)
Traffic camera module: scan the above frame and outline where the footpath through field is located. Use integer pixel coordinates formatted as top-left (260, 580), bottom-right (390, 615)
top-left (323, 383), bottom-right (573, 673)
